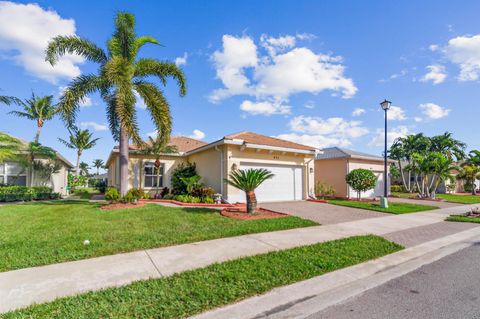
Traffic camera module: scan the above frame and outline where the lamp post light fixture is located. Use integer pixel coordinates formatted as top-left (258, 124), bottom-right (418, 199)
top-left (380, 99), bottom-right (392, 208)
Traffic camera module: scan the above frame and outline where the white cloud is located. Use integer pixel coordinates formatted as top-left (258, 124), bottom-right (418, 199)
top-left (80, 121), bottom-right (107, 131)
top-left (389, 69), bottom-right (408, 80)
top-left (420, 64), bottom-right (447, 84)
top-left (240, 100), bottom-right (291, 116)
top-left (189, 129), bottom-right (205, 140)
top-left (388, 106), bottom-right (407, 121)
top-left (210, 34), bottom-right (357, 114)
top-left (414, 117), bottom-right (423, 123)
top-left (134, 90), bottom-right (146, 109)
top-left (419, 103), bottom-right (450, 119)
top-left (369, 126), bottom-right (410, 148)
top-left (304, 101), bottom-right (315, 109)
top-left (445, 34), bottom-right (480, 81)
top-left (146, 130), bottom-right (157, 138)
top-left (429, 44), bottom-right (439, 52)
top-left (0, 2), bottom-right (84, 83)
top-left (296, 32), bottom-right (317, 41)
top-left (352, 108), bottom-right (365, 116)
top-left (277, 115), bottom-right (369, 149)
top-left (174, 52), bottom-right (188, 66)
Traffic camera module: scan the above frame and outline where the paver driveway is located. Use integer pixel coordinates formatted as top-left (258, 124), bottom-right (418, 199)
top-left (260, 201), bottom-right (385, 224)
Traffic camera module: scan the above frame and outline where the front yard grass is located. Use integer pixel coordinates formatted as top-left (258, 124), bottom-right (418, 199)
top-left (446, 215), bottom-right (480, 223)
top-left (3, 235), bottom-right (402, 319)
top-left (328, 199), bottom-right (438, 214)
top-left (0, 201), bottom-right (316, 272)
top-left (436, 194), bottom-right (480, 204)
top-left (72, 188), bottom-right (100, 200)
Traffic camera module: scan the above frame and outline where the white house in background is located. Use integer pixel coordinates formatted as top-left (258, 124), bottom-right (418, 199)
top-left (315, 147), bottom-right (391, 199)
top-left (0, 150), bottom-right (74, 195)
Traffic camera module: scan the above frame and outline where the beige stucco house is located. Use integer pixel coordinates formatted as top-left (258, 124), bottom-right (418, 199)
top-left (106, 132), bottom-right (316, 203)
top-left (315, 147), bottom-right (391, 199)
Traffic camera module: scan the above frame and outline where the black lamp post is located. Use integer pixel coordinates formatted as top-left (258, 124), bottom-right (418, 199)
top-left (380, 99), bottom-right (392, 208)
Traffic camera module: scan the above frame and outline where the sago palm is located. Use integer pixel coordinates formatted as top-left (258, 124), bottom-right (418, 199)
top-left (58, 127), bottom-right (99, 176)
top-left (8, 93), bottom-right (57, 143)
top-left (92, 159), bottom-right (105, 175)
top-left (225, 168), bottom-right (274, 214)
top-left (46, 12), bottom-right (186, 195)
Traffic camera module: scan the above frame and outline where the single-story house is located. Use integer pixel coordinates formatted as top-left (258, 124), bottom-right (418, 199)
top-left (315, 147), bottom-right (391, 199)
top-left (106, 132), bottom-right (317, 203)
top-left (0, 151), bottom-right (74, 195)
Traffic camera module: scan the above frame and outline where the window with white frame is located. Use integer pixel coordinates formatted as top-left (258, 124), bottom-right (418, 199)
top-left (144, 162), bottom-right (164, 188)
top-left (1, 162), bottom-right (27, 186)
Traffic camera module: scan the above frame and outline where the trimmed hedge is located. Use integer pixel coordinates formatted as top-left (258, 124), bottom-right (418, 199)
top-left (0, 186), bottom-right (60, 202)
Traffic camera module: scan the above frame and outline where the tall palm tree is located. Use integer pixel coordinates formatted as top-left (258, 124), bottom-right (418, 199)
top-left (430, 132), bottom-right (466, 161)
top-left (0, 93), bottom-right (20, 106)
top-left (92, 159), bottom-right (105, 175)
top-left (225, 168), bottom-right (274, 214)
top-left (58, 127), bottom-right (99, 176)
top-left (45, 12), bottom-right (186, 195)
top-left (7, 93), bottom-right (57, 143)
top-left (142, 136), bottom-right (177, 197)
top-left (79, 162), bottom-right (90, 176)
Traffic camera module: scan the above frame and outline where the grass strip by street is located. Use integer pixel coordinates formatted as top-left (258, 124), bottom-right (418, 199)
top-left (328, 199), bottom-right (438, 214)
top-left (2, 235), bottom-right (402, 319)
top-left (436, 194), bottom-right (480, 204)
top-left (446, 215), bottom-right (480, 223)
top-left (0, 201), bottom-right (316, 272)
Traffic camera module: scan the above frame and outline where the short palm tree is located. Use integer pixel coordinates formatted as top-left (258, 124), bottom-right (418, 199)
top-left (7, 93), bottom-right (57, 143)
top-left (79, 162), bottom-right (90, 176)
top-left (46, 12), bottom-right (186, 195)
top-left (457, 165), bottom-right (480, 195)
top-left (58, 127), bottom-right (100, 176)
top-left (142, 136), bottom-right (177, 197)
top-left (92, 159), bottom-right (104, 175)
top-left (225, 168), bottom-right (274, 214)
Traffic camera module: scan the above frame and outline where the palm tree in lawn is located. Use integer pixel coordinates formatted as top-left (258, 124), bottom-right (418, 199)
top-left (457, 165), bottom-right (480, 195)
top-left (430, 132), bottom-right (466, 161)
top-left (45, 12), bottom-right (186, 195)
top-left (92, 159), bottom-right (104, 175)
top-left (7, 93), bottom-right (57, 143)
top-left (79, 162), bottom-right (90, 176)
top-left (225, 168), bottom-right (274, 214)
top-left (142, 135), bottom-right (177, 198)
top-left (58, 127), bottom-right (99, 176)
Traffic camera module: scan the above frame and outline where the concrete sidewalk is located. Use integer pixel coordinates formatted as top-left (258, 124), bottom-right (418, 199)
top-left (0, 204), bottom-right (476, 313)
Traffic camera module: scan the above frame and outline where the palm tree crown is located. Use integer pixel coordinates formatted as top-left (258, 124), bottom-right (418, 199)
top-left (7, 93), bottom-right (57, 143)
top-left (59, 127), bottom-right (100, 176)
top-left (0, 132), bottom-right (24, 163)
top-left (92, 159), bottom-right (105, 175)
top-left (46, 12), bottom-right (187, 195)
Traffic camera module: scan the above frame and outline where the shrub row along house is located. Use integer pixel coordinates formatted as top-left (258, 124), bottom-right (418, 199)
top-left (107, 131), bottom-right (390, 202)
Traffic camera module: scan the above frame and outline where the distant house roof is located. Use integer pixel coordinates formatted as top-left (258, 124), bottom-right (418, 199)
top-left (316, 147), bottom-right (384, 161)
top-left (224, 131), bottom-right (316, 152)
top-left (122, 136), bottom-right (208, 154)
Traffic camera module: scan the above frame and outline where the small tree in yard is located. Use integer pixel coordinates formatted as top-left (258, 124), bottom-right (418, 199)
top-left (346, 169), bottom-right (377, 200)
top-left (225, 168), bottom-right (274, 214)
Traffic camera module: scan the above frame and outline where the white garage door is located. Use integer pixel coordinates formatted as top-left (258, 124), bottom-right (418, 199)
top-left (235, 163), bottom-right (304, 203)
top-left (348, 172), bottom-right (385, 198)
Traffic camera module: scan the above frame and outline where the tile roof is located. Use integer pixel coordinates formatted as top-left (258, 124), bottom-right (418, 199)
top-left (125, 136), bottom-right (208, 153)
top-left (316, 147), bottom-right (384, 161)
top-left (224, 131), bottom-right (316, 151)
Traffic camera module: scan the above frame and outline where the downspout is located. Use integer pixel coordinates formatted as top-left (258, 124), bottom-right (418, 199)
top-left (346, 159), bottom-right (350, 199)
top-left (306, 157), bottom-right (315, 199)
top-left (214, 146), bottom-right (224, 198)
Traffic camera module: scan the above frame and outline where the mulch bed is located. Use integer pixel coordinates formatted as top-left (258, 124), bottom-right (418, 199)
top-left (220, 207), bottom-right (288, 220)
top-left (100, 202), bottom-right (146, 210)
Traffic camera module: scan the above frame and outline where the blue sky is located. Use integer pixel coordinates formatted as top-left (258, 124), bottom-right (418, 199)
top-left (1, 1), bottom-right (480, 171)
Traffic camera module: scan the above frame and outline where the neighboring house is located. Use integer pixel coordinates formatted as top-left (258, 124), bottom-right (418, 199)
top-left (315, 147), bottom-right (391, 199)
top-left (0, 152), bottom-right (73, 195)
top-left (106, 132), bottom-right (316, 203)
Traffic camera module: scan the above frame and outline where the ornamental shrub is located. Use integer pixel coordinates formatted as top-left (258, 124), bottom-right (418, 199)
top-left (0, 186), bottom-right (54, 202)
top-left (171, 162), bottom-right (197, 195)
top-left (314, 181), bottom-right (336, 199)
top-left (345, 169), bottom-right (378, 200)
top-left (104, 187), bottom-right (120, 202)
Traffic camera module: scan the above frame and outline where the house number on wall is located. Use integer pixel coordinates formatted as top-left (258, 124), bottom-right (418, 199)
top-left (273, 156), bottom-right (280, 160)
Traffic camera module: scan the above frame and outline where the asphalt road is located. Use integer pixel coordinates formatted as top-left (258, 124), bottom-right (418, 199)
top-left (309, 243), bottom-right (480, 319)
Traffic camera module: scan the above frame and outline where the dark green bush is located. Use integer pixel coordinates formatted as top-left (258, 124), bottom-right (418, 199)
top-left (390, 185), bottom-right (406, 193)
top-left (171, 162), bottom-right (197, 195)
top-left (105, 187), bottom-right (120, 202)
top-left (0, 186), bottom-right (54, 202)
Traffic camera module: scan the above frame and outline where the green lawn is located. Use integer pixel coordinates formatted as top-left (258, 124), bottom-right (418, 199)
top-left (446, 215), bottom-right (480, 223)
top-left (0, 201), bottom-right (316, 272)
top-left (3, 235), bottom-right (402, 319)
top-left (436, 194), bottom-right (480, 204)
top-left (72, 188), bottom-right (100, 200)
top-left (391, 192), bottom-right (418, 199)
top-left (328, 199), bottom-right (438, 214)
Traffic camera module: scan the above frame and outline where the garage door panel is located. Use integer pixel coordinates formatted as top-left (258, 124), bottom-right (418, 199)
top-left (237, 163), bottom-right (303, 202)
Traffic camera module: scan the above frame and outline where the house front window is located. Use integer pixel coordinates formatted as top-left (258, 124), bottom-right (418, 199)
top-left (144, 162), bottom-right (164, 188)
top-left (1, 162), bottom-right (27, 186)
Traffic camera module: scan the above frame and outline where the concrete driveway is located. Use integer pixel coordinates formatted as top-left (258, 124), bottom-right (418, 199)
top-left (260, 201), bottom-right (385, 224)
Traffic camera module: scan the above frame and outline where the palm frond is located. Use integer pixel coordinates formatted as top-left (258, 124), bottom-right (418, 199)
top-left (134, 81), bottom-right (172, 147)
top-left (225, 169), bottom-right (274, 192)
top-left (8, 110), bottom-right (35, 120)
top-left (133, 36), bottom-right (160, 56)
top-left (45, 35), bottom-right (108, 65)
top-left (0, 95), bottom-right (21, 106)
top-left (134, 59), bottom-right (187, 96)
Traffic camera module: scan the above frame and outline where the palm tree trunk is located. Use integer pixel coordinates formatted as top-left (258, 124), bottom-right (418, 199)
top-left (156, 170), bottom-right (161, 198)
top-left (75, 151), bottom-right (81, 177)
top-left (35, 126), bottom-right (41, 144)
top-left (246, 191), bottom-right (257, 214)
top-left (119, 126), bottom-right (129, 196)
